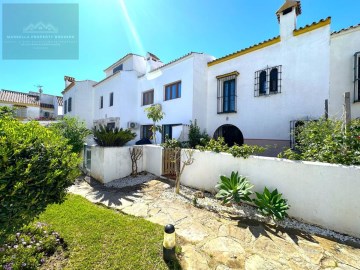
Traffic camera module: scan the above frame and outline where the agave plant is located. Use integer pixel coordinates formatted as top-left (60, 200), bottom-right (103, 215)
top-left (253, 187), bottom-right (290, 220)
top-left (215, 171), bottom-right (253, 204)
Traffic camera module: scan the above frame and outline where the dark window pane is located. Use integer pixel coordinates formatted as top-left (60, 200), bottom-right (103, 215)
top-left (178, 83), bottom-right (181, 97)
top-left (171, 85), bottom-right (177, 99)
top-left (270, 68), bottom-right (278, 92)
top-left (259, 71), bottom-right (267, 95)
top-left (110, 92), bottom-right (113, 106)
top-left (113, 64), bottom-right (123, 74)
top-left (100, 96), bottom-right (103, 108)
top-left (64, 100), bottom-right (67, 114)
top-left (68, 97), bottom-right (72, 112)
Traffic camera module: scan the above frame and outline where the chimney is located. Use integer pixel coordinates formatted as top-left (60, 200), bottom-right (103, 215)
top-left (146, 52), bottom-right (163, 73)
top-left (64, 76), bottom-right (75, 87)
top-left (276, 1), bottom-right (302, 40)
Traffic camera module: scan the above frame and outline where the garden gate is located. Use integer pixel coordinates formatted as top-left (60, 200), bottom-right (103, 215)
top-left (162, 148), bottom-right (180, 179)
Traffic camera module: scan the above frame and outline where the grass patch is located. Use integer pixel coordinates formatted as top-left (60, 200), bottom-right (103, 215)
top-left (36, 194), bottom-right (179, 270)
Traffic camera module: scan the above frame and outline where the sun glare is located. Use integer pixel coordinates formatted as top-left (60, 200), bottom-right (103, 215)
top-left (119, 0), bottom-right (146, 56)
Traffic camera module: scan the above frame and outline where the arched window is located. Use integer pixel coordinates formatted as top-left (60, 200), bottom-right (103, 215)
top-left (270, 68), bottom-right (278, 93)
top-left (259, 71), bottom-right (267, 95)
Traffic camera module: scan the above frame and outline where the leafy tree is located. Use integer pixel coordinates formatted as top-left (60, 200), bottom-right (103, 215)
top-left (279, 118), bottom-right (360, 165)
top-left (49, 116), bottom-right (91, 154)
top-left (144, 104), bottom-right (164, 144)
top-left (93, 125), bottom-right (136, 146)
top-left (0, 117), bottom-right (80, 237)
top-left (0, 106), bottom-right (15, 118)
top-left (188, 119), bottom-right (210, 148)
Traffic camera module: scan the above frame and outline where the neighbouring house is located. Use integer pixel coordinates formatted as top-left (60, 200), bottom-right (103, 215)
top-left (62, 76), bottom-right (97, 128)
top-left (0, 89), bottom-right (63, 120)
top-left (62, 0), bottom-right (360, 155)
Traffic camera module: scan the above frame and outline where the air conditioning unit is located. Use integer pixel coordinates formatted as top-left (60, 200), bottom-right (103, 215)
top-left (127, 122), bottom-right (138, 129)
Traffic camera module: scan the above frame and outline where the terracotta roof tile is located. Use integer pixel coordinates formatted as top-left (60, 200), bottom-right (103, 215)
top-left (0, 90), bottom-right (40, 106)
top-left (207, 36), bottom-right (280, 66)
top-left (103, 53), bottom-right (144, 71)
top-left (332, 23), bottom-right (360, 35)
top-left (294, 17), bottom-right (331, 34)
top-left (142, 52), bottom-right (203, 76)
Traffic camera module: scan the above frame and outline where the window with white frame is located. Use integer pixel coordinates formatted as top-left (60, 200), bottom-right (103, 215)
top-left (216, 71), bottom-right (239, 113)
top-left (355, 52), bottom-right (360, 102)
top-left (254, 65), bottom-right (282, 96)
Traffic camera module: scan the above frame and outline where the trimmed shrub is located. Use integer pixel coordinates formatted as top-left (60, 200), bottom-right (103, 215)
top-left (0, 117), bottom-right (80, 236)
top-left (49, 116), bottom-right (91, 154)
top-left (93, 125), bottom-right (136, 147)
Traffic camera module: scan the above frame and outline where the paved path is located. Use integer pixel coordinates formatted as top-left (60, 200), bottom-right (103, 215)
top-left (68, 177), bottom-right (360, 270)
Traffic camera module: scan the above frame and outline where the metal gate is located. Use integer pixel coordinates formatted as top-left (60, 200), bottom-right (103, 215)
top-left (162, 148), bottom-right (180, 179)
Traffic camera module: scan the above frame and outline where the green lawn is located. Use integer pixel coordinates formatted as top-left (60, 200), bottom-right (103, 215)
top-left (37, 194), bottom-right (174, 270)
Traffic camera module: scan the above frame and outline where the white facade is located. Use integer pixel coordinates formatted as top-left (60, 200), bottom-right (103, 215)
top-left (62, 80), bottom-right (96, 128)
top-left (329, 26), bottom-right (360, 119)
top-left (206, 8), bottom-right (330, 153)
top-left (61, 1), bottom-right (360, 154)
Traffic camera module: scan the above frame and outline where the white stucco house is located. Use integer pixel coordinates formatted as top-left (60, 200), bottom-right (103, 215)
top-left (62, 0), bottom-right (360, 155)
top-left (0, 89), bottom-right (63, 119)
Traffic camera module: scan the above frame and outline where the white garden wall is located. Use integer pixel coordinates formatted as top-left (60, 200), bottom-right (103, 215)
top-left (89, 146), bottom-right (143, 184)
top-left (180, 150), bottom-right (360, 238)
top-left (86, 145), bottom-right (360, 237)
top-left (142, 145), bottom-right (163, 176)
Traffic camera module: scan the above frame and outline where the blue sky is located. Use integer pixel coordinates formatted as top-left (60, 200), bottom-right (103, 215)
top-left (0, 0), bottom-right (359, 96)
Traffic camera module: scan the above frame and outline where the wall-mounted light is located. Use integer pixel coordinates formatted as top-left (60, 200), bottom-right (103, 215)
top-left (163, 224), bottom-right (176, 262)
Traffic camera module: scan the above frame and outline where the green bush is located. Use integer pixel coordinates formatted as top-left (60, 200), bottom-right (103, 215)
top-left (49, 116), bottom-right (91, 154)
top-left (0, 106), bottom-right (15, 118)
top-left (197, 137), bottom-right (265, 158)
top-left (228, 144), bottom-right (265, 158)
top-left (0, 222), bottom-right (66, 270)
top-left (253, 187), bottom-right (290, 220)
top-left (161, 135), bottom-right (181, 149)
top-left (188, 120), bottom-right (210, 148)
top-left (196, 137), bottom-right (229, 153)
top-left (93, 125), bottom-right (136, 147)
top-left (278, 118), bottom-right (360, 165)
top-left (0, 117), bottom-right (80, 236)
top-left (215, 171), bottom-right (253, 204)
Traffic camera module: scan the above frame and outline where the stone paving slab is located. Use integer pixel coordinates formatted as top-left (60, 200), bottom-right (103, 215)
top-left (68, 177), bottom-right (360, 270)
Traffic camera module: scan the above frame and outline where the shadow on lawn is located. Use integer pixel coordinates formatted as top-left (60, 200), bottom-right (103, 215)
top-left (233, 217), bottom-right (319, 245)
